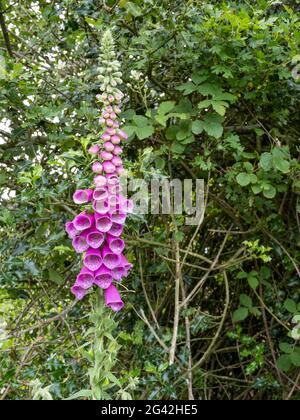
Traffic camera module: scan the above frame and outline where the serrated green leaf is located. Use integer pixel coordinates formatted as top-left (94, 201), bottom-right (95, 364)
top-left (135, 125), bottom-right (154, 140)
top-left (212, 102), bottom-right (227, 116)
top-left (157, 101), bottom-right (175, 115)
top-left (248, 275), bottom-right (259, 290)
top-left (240, 294), bottom-right (253, 308)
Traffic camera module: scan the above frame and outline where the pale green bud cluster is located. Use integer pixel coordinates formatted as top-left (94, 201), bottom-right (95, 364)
top-left (97, 30), bottom-right (124, 106)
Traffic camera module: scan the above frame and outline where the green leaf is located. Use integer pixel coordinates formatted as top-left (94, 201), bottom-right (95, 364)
top-left (263, 185), bottom-right (276, 199)
top-left (236, 172), bottom-right (251, 187)
top-left (125, 1), bottom-right (142, 17)
top-left (260, 152), bottom-right (273, 171)
top-left (212, 102), bottom-right (227, 116)
top-left (135, 125), bottom-right (154, 140)
top-left (175, 231), bottom-right (184, 242)
top-left (157, 101), bottom-right (175, 115)
top-left (239, 294), bottom-right (253, 308)
top-left (279, 342), bottom-right (293, 354)
top-left (277, 355), bottom-right (292, 372)
top-left (284, 298), bottom-right (297, 314)
top-left (197, 83), bottom-right (222, 96)
top-left (165, 126), bottom-right (177, 140)
top-left (198, 99), bottom-right (212, 109)
top-left (248, 275), bottom-right (259, 290)
top-left (65, 389), bottom-right (93, 400)
top-left (48, 268), bottom-right (64, 285)
top-left (272, 147), bottom-right (290, 174)
top-left (155, 157), bottom-right (165, 170)
top-left (191, 120), bottom-right (204, 135)
top-left (252, 184), bottom-right (263, 194)
top-left (0, 55), bottom-right (6, 79)
top-left (203, 114), bottom-right (223, 139)
top-left (133, 115), bottom-right (149, 126)
top-left (233, 307), bottom-right (249, 323)
top-left (171, 142), bottom-right (185, 154)
top-left (290, 352), bottom-right (300, 367)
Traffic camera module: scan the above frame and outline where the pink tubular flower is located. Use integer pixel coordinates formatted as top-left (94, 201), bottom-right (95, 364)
top-left (86, 230), bottom-right (105, 249)
top-left (73, 211), bottom-right (94, 231)
top-left (94, 265), bottom-right (113, 289)
top-left (92, 162), bottom-right (103, 174)
top-left (76, 267), bottom-right (94, 289)
top-left (109, 222), bottom-right (124, 237)
top-left (111, 156), bottom-right (122, 167)
top-left (110, 135), bottom-right (121, 145)
top-left (113, 145), bottom-right (123, 156)
top-left (84, 248), bottom-right (103, 271)
top-left (106, 234), bottom-right (125, 255)
top-left (94, 175), bottom-right (107, 187)
top-left (73, 189), bottom-right (93, 204)
top-left (104, 142), bottom-right (115, 152)
top-left (93, 187), bottom-right (108, 202)
top-left (72, 234), bottom-right (89, 253)
top-left (65, 221), bottom-right (78, 239)
top-left (118, 129), bottom-right (128, 140)
top-left (93, 199), bottom-right (110, 214)
top-left (104, 284), bottom-right (124, 312)
top-left (95, 214), bottom-right (112, 233)
top-left (102, 161), bottom-right (116, 174)
top-left (106, 127), bottom-right (116, 136)
top-left (71, 284), bottom-right (88, 300)
top-left (102, 245), bottom-right (120, 269)
top-left (100, 151), bottom-right (113, 161)
top-left (88, 144), bottom-right (101, 154)
top-left (101, 132), bottom-right (111, 141)
top-left (65, 29), bottom-right (132, 310)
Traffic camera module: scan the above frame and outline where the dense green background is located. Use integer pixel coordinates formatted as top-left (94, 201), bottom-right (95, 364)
top-left (0, 0), bottom-right (300, 400)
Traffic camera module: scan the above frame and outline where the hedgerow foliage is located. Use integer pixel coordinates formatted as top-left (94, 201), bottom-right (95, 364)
top-left (0, 0), bottom-right (300, 400)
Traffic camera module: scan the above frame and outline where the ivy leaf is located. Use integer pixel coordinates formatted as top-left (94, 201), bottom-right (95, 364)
top-left (236, 172), bottom-right (251, 187)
